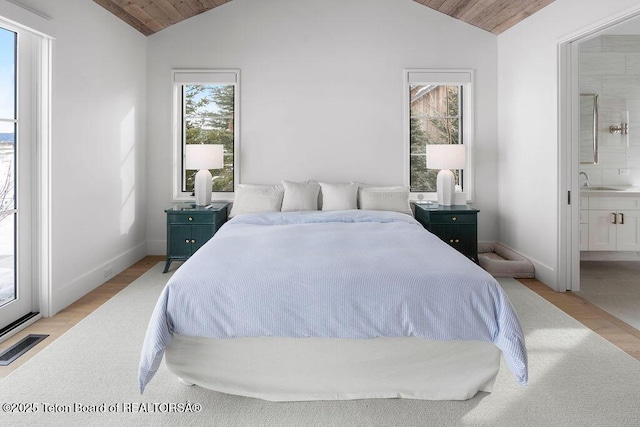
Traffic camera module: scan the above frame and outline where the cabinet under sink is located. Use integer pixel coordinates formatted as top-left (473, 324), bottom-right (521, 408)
top-left (580, 196), bottom-right (640, 251)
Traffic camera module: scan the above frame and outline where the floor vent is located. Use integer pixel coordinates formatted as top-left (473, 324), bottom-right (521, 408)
top-left (0, 334), bottom-right (48, 366)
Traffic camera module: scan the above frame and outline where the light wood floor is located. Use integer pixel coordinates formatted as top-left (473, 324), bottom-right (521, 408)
top-left (0, 256), bottom-right (638, 381)
top-left (519, 278), bottom-right (640, 361)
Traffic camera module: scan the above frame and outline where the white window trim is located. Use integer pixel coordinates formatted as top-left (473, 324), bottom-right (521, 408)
top-left (404, 69), bottom-right (474, 203)
top-left (171, 69), bottom-right (240, 202)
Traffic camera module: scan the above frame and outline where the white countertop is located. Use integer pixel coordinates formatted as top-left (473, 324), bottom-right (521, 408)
top-left (580, 186), bottom-right (640, 196)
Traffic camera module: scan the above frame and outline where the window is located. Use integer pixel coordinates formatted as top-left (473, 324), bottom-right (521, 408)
top-left (406, 70), bottom-right (473, 198)
top-left (173, 70), bottom-right (239, 199)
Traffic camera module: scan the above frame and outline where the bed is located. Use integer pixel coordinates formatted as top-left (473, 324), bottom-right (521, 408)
top-left (139, 208), bottom-right (528, 401)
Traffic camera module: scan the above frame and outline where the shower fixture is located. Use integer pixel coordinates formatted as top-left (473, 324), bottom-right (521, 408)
top-left (610, 111), bottom-right (629, 135)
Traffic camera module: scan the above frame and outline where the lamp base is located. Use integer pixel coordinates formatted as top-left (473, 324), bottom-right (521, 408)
top-left (436, 169), bottom-right (456, 206)
top-left (194, 169), bottom-right (213, 206)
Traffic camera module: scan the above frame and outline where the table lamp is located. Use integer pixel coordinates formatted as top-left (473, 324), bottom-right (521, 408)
top-left (426, 144), bottom-right (466, 206)
top-left (185, 144), bottom-right (224, 206)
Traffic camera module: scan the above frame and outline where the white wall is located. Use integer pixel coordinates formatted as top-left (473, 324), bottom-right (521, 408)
top-left (146, 0), bottom-right (500, 252)
top-left (497, 0), bottom-right (640, 288)
top-left (579, 32), bottom-right (640, 185)
top-left (15, 0), bottom-right (148, 313)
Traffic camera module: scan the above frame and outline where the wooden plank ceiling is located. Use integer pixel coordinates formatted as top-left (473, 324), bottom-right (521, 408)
top-left (94, 0), bottom-right (555, 37)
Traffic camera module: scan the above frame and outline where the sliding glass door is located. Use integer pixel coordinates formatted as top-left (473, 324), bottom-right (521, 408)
top-left (0, 25), bottom-right (34, 332)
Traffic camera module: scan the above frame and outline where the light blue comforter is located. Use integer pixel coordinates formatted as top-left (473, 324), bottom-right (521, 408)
top-left (139, 210), bottom-right (527, 392)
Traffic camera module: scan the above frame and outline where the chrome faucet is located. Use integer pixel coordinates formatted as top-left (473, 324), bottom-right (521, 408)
top-left (580, 172), bottom-right (590, 187)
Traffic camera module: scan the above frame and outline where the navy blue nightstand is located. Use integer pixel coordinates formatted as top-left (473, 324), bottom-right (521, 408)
top-left (163, 202), bottom-right (229, 273)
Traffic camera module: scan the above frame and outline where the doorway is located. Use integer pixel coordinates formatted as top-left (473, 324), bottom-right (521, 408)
top-left (561, 12), bottom-right (640, 330)
top-left (0, 24), bottom-right (37, 333)
top-left (578, 21), bottom-right (640, 330)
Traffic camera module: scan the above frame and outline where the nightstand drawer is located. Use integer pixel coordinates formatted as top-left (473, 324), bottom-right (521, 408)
top-left (431, 224), bottom-right (476, 239)
top-left (168, 212), bottom-right (215, 225)
top-left (429, 213), bottom-right (476, 225)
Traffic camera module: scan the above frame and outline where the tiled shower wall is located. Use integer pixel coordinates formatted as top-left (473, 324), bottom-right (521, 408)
top-left (580, 35), bottom-right (640, 186)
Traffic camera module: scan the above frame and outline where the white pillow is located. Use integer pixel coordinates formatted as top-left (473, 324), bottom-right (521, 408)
top-left (358, 185), bottom-right (412, 215)
top-left (229, 184), bottom-right (284, 218)
top-left (319, 182), bottom-right (358, 211)
top-left (281, 181), bottom-right (320, 212)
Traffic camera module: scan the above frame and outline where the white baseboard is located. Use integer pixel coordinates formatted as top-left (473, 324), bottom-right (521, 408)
top-left (529, 260), bottom-right (556, 290)
top-left (479, 241), bottom-right (557, 290)
top-left (50, 242), bottom-right (148, 316)
top-left (580, 251), bottom-right (640, 261)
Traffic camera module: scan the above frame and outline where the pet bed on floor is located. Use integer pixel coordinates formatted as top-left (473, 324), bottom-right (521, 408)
top-left (478, 242), bottom-right (534, 278)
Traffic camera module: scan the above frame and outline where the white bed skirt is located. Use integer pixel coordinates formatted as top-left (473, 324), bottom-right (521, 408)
top-left (165, 335), bottom-right (501, 401)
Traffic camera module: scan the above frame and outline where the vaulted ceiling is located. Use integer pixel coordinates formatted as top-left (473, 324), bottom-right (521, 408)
top-left (94, 0), bottom-right (555, 37)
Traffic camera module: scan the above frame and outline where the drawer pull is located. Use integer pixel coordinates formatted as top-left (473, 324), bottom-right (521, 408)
top-left (188, 216), bottom-right (193, 221)
top-left (449, 239), bottom-right (460, 243)
top-left (620, 213), bottom-right (624, 225)
top-left (612, 213), bottom-right (617, 224)
top-left (185, 239), bottom-right (190, 243)
top-left (451, 216), bottom-right (457, 221)
top-left (191, 239), bottom-right (196, 243)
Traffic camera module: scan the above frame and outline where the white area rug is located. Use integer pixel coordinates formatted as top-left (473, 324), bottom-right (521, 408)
top-left (0, 263), bottom-right (639, 426)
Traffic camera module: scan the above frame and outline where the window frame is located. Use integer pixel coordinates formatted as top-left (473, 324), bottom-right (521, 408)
top-left (404, 69), bottom-right (474, 202)
top-left (172, 69), bottom-right (240, 201)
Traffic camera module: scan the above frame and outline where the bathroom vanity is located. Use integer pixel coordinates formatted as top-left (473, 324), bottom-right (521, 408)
top-left (580, 187), bottom-right (640, 252)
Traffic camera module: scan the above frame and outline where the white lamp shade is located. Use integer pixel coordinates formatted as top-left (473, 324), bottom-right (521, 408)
top-left (426, 144), bottom-right (466, 206)
top-left (185, 144), bottom-right (224, 170)
top-left (425, 144), bottom-right (466, 170)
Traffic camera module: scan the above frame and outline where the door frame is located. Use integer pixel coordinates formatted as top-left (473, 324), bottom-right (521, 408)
top-left (558, 6), bottom-right (640, 292)
top-left (0, 1), bottom-right (53, 340)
